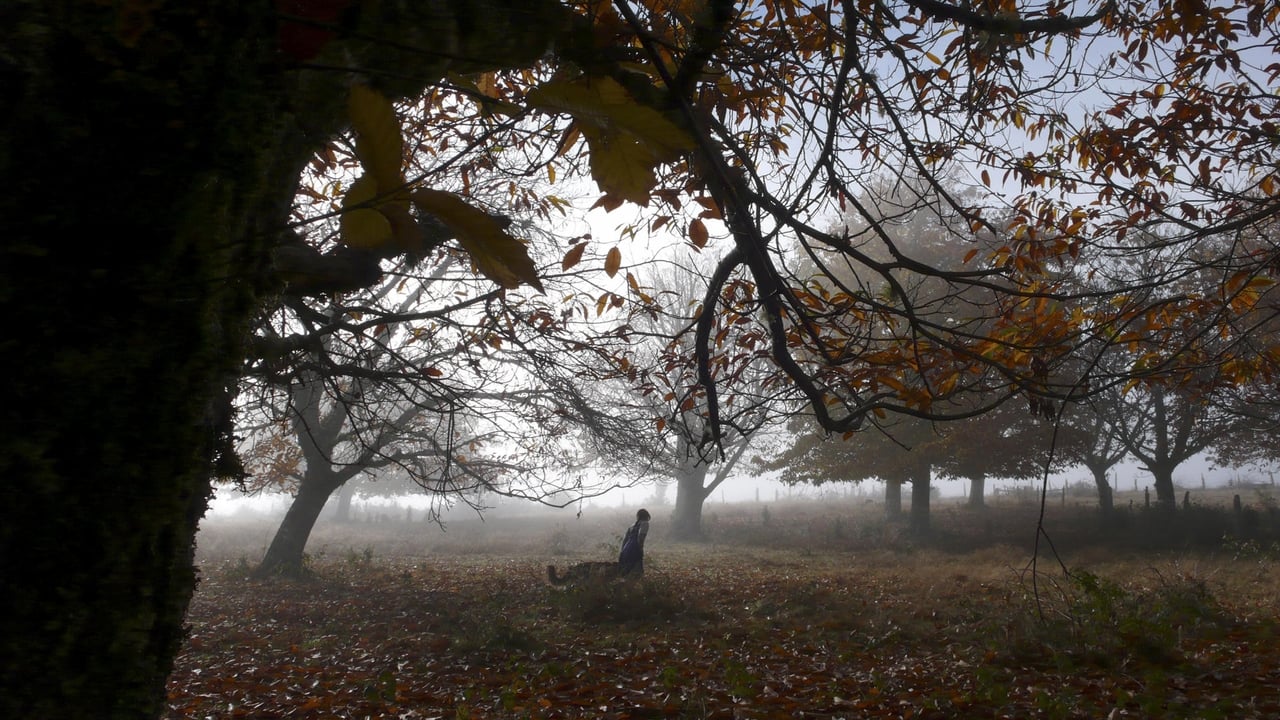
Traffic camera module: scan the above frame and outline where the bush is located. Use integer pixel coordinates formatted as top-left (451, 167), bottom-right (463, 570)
top-left (1016, 567), bottom-right (1227, 670)
top-left (549, 574), bottom-right (696, 626)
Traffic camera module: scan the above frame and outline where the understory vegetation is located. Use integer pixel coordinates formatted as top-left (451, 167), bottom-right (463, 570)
top-left (170, 494), bottom-right (1280, 719)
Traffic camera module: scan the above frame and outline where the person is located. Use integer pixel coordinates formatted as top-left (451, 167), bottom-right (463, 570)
top-left (617, 508), bottom-right (650, 577)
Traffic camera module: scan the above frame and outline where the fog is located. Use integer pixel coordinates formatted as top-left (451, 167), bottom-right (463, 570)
top-left (206, 450), bottom-right (1274, 526)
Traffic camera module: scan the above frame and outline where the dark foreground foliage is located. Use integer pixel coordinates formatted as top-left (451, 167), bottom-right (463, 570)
top-left (168, 499), bottom-right (1280, 719)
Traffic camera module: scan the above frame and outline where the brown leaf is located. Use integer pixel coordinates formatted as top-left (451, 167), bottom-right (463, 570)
top-left (605, 246), bottom-right (622, 277)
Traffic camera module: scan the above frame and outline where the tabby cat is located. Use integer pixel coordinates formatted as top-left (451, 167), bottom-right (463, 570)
top-left (546, 562), bottom-right (620, 585)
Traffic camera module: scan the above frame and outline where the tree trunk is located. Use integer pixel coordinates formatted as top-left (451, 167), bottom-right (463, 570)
top-left (967, 475), bottom-right (986, 508)
top-left (256, 473), bottom-right (345, 577)
top-left (1, 5), bottom-right (292, 717)
top-left (670, 462), bottom-right (711, 541)
top-left (2, 4), bottom-right (566, 717)
top-left (335, 482), bottom-right (357, 523)
top-left (1149, 465), bottom-right (1177, 510)
top-left (910, 474), bottom-right (932, 536)
top-left (1089, 465), bottom-right (1115, 518)
top-left (884, 480), bottom-right (904, 519)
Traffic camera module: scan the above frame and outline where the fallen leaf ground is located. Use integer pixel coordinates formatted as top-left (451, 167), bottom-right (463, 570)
top-left (168, 496), bottom-right (1280, 719)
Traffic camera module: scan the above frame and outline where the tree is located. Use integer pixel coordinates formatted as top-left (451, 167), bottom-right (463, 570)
top-left (1084, 229), bottom-right (1280, 509)
top-left (937, 400), bottom-right (1075, 509)
top-left (765, 397), bottom-right (1064, 534)
top-left (7, 2), bottom-right (1279, 717)
top-left (625, 252), bottom-right (787, 539)
top-left (1, 4), bottom-right (570, 716)
top-left (241, 237), bottom-right (658, 574)
top-left (1070, 402), bottom-right (1130, 517)
top-left (1102, 381), bottom-right (1255, 510)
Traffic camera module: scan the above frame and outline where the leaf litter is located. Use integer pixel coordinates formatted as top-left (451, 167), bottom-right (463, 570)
top-left (167, 548), bottom-right (1280, 719)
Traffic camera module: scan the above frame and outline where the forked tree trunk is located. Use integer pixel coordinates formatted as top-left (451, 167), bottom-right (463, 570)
top-left (669, 435), bottom-right (750, 541)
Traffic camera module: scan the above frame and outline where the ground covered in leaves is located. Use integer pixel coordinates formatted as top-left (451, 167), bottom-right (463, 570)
top-left (168, 500), bottom-right (1280, 719)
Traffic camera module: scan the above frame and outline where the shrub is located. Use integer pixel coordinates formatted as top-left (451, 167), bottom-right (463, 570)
top-left (1017, 567), bottom-right (1227, 670)
top-left (549, 574), bottom-right (695, 626)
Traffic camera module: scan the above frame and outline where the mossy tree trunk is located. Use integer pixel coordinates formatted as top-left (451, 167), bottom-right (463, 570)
top-left (1, 6), bottom-right (298, 717)
top-left (1, 3), bottom-right (566, 717)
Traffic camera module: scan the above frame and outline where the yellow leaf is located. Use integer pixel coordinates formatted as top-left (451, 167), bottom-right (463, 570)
top-left (528, 75), bottom-right (695, 204)
top-left (412, 189), bottom-right (544, 292)
top-left (880, 375), bottom-right (906, 393)
top-left (605, 246), bottom-right (622, 277)
top-left (340, 175), bottom-right (393, 250)
top-left (381, 202), bottom-right (423, 255)
top-left (578, 122), bottom-right (659, 205)
top-left (348, 84), bottom-right (404, 193)
top-left (937, 372), bottom-right (959, 396)
top-left (341, 209), bottom-right (393, 250)
top-left (528, 76), bottom-right (694, 159)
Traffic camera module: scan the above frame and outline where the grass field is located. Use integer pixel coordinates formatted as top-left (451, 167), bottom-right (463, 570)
top-left (167, 490), bottom-right (1280, 719)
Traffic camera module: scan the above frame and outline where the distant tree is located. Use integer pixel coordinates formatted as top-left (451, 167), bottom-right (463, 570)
top-left (937, 401), bottom-right (1075, 509)
top-left (1070, 403), bottom-right (1130, 517)
top-left (239, 248), bottom-right (651, 575)
top-left (763, 412), bottom-right (938, 534)
top-left (624, 252), bottom-right (790, 539)
top-left (765, 174), bottom-right (1041, 529)
top-left (1084, 230), bottom-right (1280, 509)
top-left (1102, 382), bottom-right (1260, 510)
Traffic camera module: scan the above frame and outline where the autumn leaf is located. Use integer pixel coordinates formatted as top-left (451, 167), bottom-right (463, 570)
top-left (348, 84), bottom-right (404, 194)
top-left (578, 123), bottom-right (662, 205)
top-left (527, 75), bottom-right (696, 205)
top-left (339, 175), bottom-right (393, 250)
top-left (562, 241), bottom-right (588, 271)
top-left (605, 246), bottom-right (622, 277)
top-left (689, 218), bottom-right (709, 248)
top-left (412, 189), bottom-right (544, 292)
